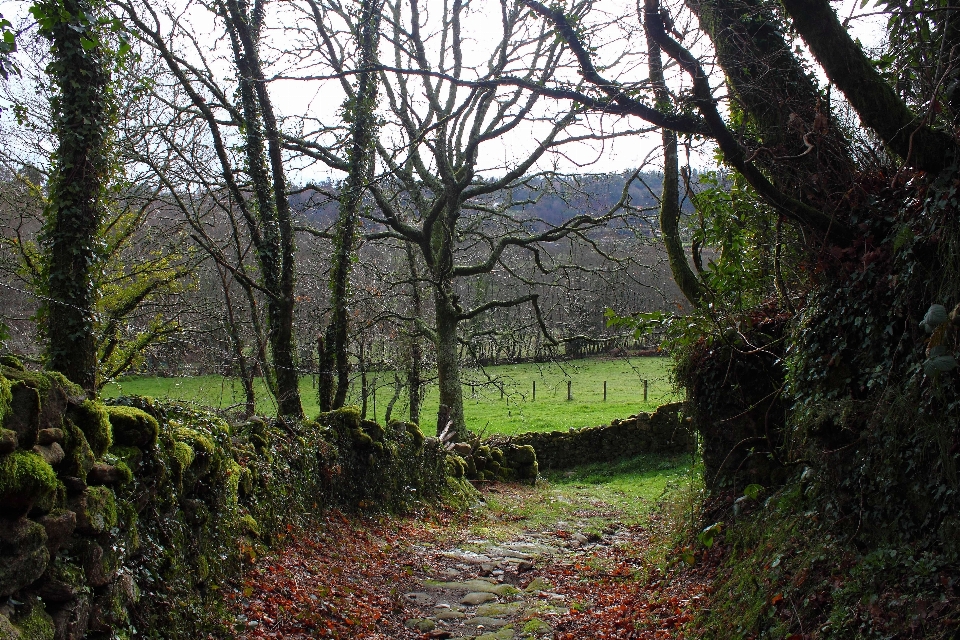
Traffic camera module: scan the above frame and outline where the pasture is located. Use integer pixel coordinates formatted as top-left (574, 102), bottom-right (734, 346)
top-left (103, 356), bottom-right (677, 436)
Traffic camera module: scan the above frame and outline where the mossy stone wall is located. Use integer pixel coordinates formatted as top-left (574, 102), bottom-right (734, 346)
top-left (486, 402), bottom-right (693, 470)
top-left (0, 367), bottom-right (476, 639)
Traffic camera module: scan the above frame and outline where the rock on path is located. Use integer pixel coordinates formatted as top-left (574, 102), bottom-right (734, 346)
top-left (401, 525), bottom-right (635, 639)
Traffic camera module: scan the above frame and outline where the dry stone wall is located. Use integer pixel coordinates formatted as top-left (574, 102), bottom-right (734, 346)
top-left (486, 402), bottom-right (694, 470)
top-left (0, 362), bottom-right (475, 639)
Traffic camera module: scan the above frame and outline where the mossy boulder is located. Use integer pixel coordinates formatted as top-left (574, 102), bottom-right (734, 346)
top-left (317, 405), bottom-right (362, 431)
top-left (67, 400), bottom-right (112, 458)
top-left (0, 451), bottom-right (58, 517)
top-left (0, 518), bottom-right (49, 598)
top-left (105, 405), bottom-right (159, 448)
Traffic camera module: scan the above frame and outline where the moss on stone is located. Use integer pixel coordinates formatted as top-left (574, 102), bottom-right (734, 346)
top-left (0, 450), bottom-right (58, 516)
top-left (75, 486), bottom-right (118, 535)
top-left (317, 406), bottom-right (362, 431)
top-left (360, 419), bottom-right (385, 441)
top-left (0, 375), bottom-right (12, 425)
top-left (0, 356), bottom-right (23, 371)
top-left (60, 420), bottom-right (95, 482)
top-left (350, 428), bottom-right (374, 448)
top-left (240, 513), bottom-right (261, 537)
top-left (109, 445), bottom-right (143, 472)
top-left (69, 400), bottom-right (112, 458)
top-left (404, 422), bottom-right (425, 449)
top-left (10, 597), bottom-right (54, 640)
top-left (106, 405), bottom-right (159, 448)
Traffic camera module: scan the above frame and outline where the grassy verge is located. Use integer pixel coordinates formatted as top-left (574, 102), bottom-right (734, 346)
top-left (103, 357), bottom-right (676, 436)
top-left (465, 453), bottom-right (697, 546)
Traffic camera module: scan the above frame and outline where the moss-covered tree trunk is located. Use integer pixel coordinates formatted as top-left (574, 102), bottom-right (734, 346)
top-left (645, 11), bottom-right (704, 307)
top-left (42, 0), bottom-right (112, 394)
top-left (328, 0), bottom-right (382, 409)
top-left (781, 0), bottom-right (957, 173)
top-left (434, 285), bottom-right (466, 439)
top-left (222, 0), bottom-right (302, 417)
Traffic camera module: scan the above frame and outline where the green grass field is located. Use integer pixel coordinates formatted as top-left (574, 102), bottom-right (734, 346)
top-left (102, 356), bottom-right (676, 436)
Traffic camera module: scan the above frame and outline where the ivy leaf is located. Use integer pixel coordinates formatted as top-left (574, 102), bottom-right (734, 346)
top-left (80, 37), bottom-right (96, 51)
top-left (920, 304), bottom-right (948, 334)
top-left (743, 483), bottom-right (763, 500)
top-left (923, 355), bottom-right (958, 377)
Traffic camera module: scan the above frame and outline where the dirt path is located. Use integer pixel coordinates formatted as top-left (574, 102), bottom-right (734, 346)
top-left (226, 455), bottom-right (717, 639)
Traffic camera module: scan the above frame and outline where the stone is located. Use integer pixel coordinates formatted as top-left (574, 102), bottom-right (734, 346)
top-left (475, 631), bottom-right (515, 640)
top-left (105, 406), bottom-right (159, 448)
top-left (452, 442), bottom-right (472, 456)
top-left (460, 592), bottom-right (497, 605)
top-left (36, 576), bottom-right (79, 603)
top-left (0, 518), bottom-right (49, 598)
top-left (0, 429), bottom-right (16, 454)
top-left (87, 463), bottom-right (130, 486)
top-left (520, 617), bottom-right (552, 635)
top-left (6, 383), bottom-right (40, 449)
top-left (37, 510), bottom-right (76, 554)
top-left (71, 487), bottom-right (117, 535)
top-left (404, 618), bottom-right (436, 632)
top-left (79, 539), bottom-right (119, 587)
top-left (465, 616), bottom-right (510, 628)
top-left (404, 592), bottom-right (433, 605)
top-left (516, 560), bottom-right (534, 572)
top-left (476, 602), bottom-right (521, 617)
top-left (435, 610), bottom-right (466, 620)
top-left (32, 442), bottom-right (65, 466)
top-left (51, 595), bottom-right (91, 640)
top-left (37, 428), bottom-right (64, 445)
top-left (0, 613), bottom-right (18, 639)
top-left (61, 477), bottom-right (86, 496)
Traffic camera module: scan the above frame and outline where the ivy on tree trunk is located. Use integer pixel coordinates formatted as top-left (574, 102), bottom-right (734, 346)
top-left (40, 0), bottom-right (113, 394)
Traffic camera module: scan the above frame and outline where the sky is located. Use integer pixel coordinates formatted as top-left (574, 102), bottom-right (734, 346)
top-left (0, 0), bottom-right (887, 183)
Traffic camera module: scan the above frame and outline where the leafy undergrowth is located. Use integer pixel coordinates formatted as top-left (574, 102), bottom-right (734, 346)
top-left (224, 454), bottom-right (718, 639)
top-left (697, 484), bottom-right (960, 640)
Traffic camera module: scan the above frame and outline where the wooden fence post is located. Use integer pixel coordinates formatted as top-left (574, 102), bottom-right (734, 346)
top-left (567, 380), bottom-right (572, 401)
top-left (603, 380), bottom-right (607, 401)
top-left (643, 379), bottom-right (648, 402)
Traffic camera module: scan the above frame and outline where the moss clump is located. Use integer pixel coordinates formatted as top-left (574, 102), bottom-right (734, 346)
top-left (106, 405), bottom-right (159, 448)
top-left (350, 429), bottom-right (374, 448)
top-left (447, 454), bottom-right (467, 478)
top-left (60, 420), bottom-right (95, 482)
top-left (0, 375), bottom-right (11, 425)
top-left (0, 450), bottom-right (58, 516)
top-left (10, 596), bottom-right (54, 640)
top-left (0, 355), bottom-right (24, 371)
top-left (109, 445), bottom-right (143, 472)
top-left (76, 486), bottom-right (118, 535)
top-left (360, 419), bottom-right (385, 441)
top-left (68, 400), bottom-right (112, 458)
top-left (240, 513), bottom-right (261, 537)
top-left (170, 441), bottom-right (195, 481)
top-left (404, 422), bottom-right (425, 449)
top-left (317, 406), bottom-right (362, 431)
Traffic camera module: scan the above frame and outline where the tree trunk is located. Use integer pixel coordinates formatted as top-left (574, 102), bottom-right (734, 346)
top-left (223, 0), bottom-right (303, 418)
top-left (42, 0), bottom-right (111, 394)
top-left (780, 0), bottom-right (956, 174)
top-left (646, 14), bottom-right (705, 307)
top-left (218, 265), bottom-right (256, 417)
top-left (685, 0), bottom-right (853, 201)
top-left (404, 241), bottom-right (423, 425)
top-left (434, 287), bottom-right (467, 440)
